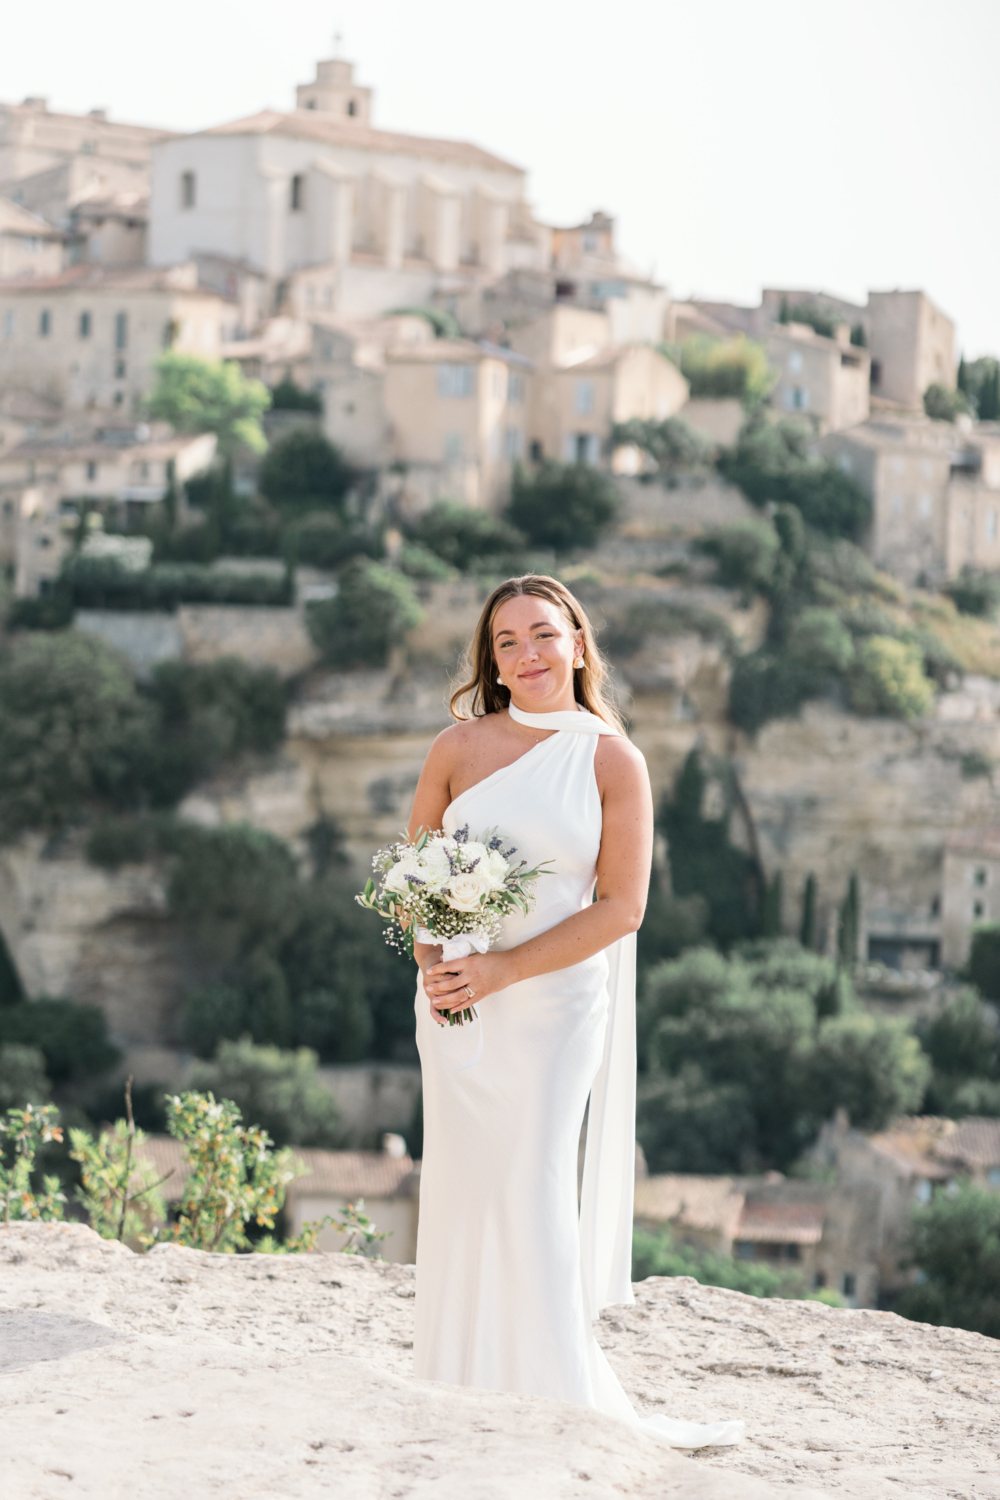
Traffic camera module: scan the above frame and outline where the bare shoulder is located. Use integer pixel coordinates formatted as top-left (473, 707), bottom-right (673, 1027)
top-left (594, 733), bottom-right (650, 794)
top-left (425, 714), bottom-right (500, 770)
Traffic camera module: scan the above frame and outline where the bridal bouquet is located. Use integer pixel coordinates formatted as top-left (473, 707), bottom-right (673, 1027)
top-left (356, 825), bottom-right (550, 1026)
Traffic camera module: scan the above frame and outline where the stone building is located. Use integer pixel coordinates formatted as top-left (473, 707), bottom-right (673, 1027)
top-left (0, 95), bottom-right (170, 188)
top-left (867, 289), bottom-right (957, 411)
top-left (0, 196), bottom-right (63, 279)
top-left (766, 320), bottom-right (870, 432)
top-left (823, 416), bottom-right (1000, 586)
top-left (0, 263), bottom-right (236, 413)
top-left (942, 827), bottom-right (1000, 967)
top-left (0, 425), bottom-right (215, 596)
top-left (149, 56), bottom-right (550, 316)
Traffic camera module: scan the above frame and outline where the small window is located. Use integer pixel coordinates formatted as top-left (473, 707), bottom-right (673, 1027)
top-left (79, 310), bottom-right (92, 339)
top-left (930, 895), bottom-right (940, 917)
top-left (788, 351), bottom-right (803, 375)
top-left (115, 311), bottom-right (128, 350)
top-left (915, 1179), bottom-right (932, 1204)
top-left (974, 900), bottom-right (984, 918)
top-left (582, 234), bottom-right (597, 252)
top-left (734, 1241), bottom-right (755, 1260)
top-left (347, 98), bottom-right (357, 117)
top-left (975, 868), bottom-right (987, 886)
top-left (841, 1272), bottom-right (857, 1298)
top-left (437, 363), bottom-right (475, 398)
top-left (115, 360), bottom-right (126, 379)
top-left (86, 461), bottom-right (97, 481)
top-left (39, 309), bottom-right (51, 337)
top-left (529, 440), bottom-right (543, 463)
top-left (574, 379), bottom-right (595, 416)
top-left (508, 371), bottom-right (526, 404)
top-left (181, 171), bottom-right (196, 209)
top-left (290, 174), bottom-right (305, 212)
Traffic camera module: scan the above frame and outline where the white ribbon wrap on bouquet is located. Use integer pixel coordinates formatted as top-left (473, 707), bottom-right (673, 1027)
top-left (415, 930), bottom-right (490, 962)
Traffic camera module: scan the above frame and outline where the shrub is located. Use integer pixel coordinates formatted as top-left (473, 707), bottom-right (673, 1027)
top-left (697, 519), bottom-right (779, 593)
top-left (5, 588), bottom-right (75, 632)
top-left (728, 649), bottom-right (827, 733)
top-left (0, 632), bottom-right (155, 838)
top-left (786, 607), bottom-right (855, 673)
top-left (86, 813), bottom-right (161, 869)
top-left (291, 512), bottom-right (375, 569)
top-left (0, 1103), bottom-right (65, 1224)
top-left (69, 1112), bottom-right (168, 1248)
top-left (895, 1185), bottom-right (1000, 1338)
top-left (64, 556), bottom-right (292, 611)
top-left (923, 383), bottom-right (972, 423)
top-left (183, 984), bottom-right (249, 1058)
top-left (162, 1089), bottom-right (299, 1252)
top-left (409, 502), bottom-right (525, 572)
top-left (966, 925), bottom-right (1000, 1001)
top-left (849, 636), bottom-right (934, 719)
top-left (508, 462), bottom-right (619, 550)
top-left (658, 751), bottom-right (763, 948)
top-left (946, 568), bottom-right (1000, 619)
top-left (719, 417), bottom-right (871, 540)
top-left (258, 429), bottom-right (353, 513)
top-left (669, 336), bottom-right (773, 405)
top-left (269, 376), bottom-right (323, 414)
top-left (188, 1038), bottom-right (342, 1148)
top-left (632, 1224), bottom-right (839, 1302)
top-left (778, 299), bottom-right (841, 339)
top-left (0, 1044), bottom-right (50, 1112)
top-left (611, 416), bottom-right (715, 471)
top-left (306, 559), bottom-right (423, 668)
top-left (396, 542), bottom-right (454, 581)
top-left (0, 999), bottom-right (121, 1084)
top-left (147, 352), bottom-right (270, 455)
top-left (809, 1012), bottom-right (930, 1131)
top-left (168, 823), bottom-right (300, 960)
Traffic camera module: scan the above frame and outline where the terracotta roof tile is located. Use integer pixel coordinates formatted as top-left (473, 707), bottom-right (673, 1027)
top-left (632, 1174), bottom-right (745, 1238)
top-left (737, 1202), bottom-right (824, 1245)
top-left (936, 1117), bottom-right (1000, 1169)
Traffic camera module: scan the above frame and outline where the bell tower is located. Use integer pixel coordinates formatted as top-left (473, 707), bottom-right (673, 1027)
top-left (295, 52), bottom-right (373, 124)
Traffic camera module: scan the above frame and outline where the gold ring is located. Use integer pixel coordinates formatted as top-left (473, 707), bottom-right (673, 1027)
top-left (464, 985), bottom-right (476, 1000)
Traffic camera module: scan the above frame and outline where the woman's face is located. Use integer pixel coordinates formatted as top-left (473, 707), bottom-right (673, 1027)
top-left (492, 594), bottom-right (583, 710)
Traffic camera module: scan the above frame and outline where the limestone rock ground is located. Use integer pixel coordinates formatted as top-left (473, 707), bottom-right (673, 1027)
top-left (0, 1225), bottom-right (996, 1499)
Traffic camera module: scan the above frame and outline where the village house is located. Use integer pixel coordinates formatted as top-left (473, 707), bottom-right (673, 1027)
top-left (0, 196), bottom-right (63, 279)
top-left (942, 827), bottom-right (1000, 967)
top-left (0, 424), bottom-right (215, 596)
top-left (766, 320), bottom-right (870, 432)
top-left (823, 416), bottom-right (1000, 587)
top-left (0, 262), bottom-right (236, 414)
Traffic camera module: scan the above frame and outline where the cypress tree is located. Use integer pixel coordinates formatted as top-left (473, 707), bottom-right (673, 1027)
top-left (799, 872), bottom-right (817, 951)
top-left (837, 873), bottom-right (860, 968)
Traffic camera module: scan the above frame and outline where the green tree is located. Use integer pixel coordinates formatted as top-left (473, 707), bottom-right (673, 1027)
top-left (719, 417), bottom-right (871, 540)
top-left (799, 873), bottom-right (817, 951)
top-left (306, 559), bottom-right (423, 668)
top-left (269, 375), bottom-right (323, 413)
top-left (787, 608), bottom-right (855, 674)
top-left (697, 519), bottom-right (780, 593)
top-left (0, 633), bottom-right (155, 838)
top-left (168, 822), bottom-right (300, 964)
top-left (258, 429), bottom-right (353, 513)
top-left (508, 461), bottom-right (619, 550)
top-left (658, 751), bottom-right (763, 949)
top-left (409, 502), bottom-right (525, 571)
top-left (965, 925), bottom-right (1000, 1001)
top-left (918, 990), bottom-right (1000, 1116)
top-left (632, 1224), bottom-right (840, 1303)
top-left (147, 351), bottom-right (270, 455)
top-left (612, 416), bottom-right (715, 473)
top-left (188, 1038), bottom-right (341, 1148)
top-left (0, 999), bottom-right (120, 1085)
top-left (895, 1185), bottom-right (1000, 1338)
top-left (810, 1012), bottom-right (930, 1129)
top-left (666, 335), bottom-right (773, 405)
top-left (923, 382), bottom-right (973, 423)
top-left (778, 300), bottom-right (841, 339)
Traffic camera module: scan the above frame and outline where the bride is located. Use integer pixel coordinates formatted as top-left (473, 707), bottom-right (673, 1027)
top-left (407, 574), bottom-right (742, 1449)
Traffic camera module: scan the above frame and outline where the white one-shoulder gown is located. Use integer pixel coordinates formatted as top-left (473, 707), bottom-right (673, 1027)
top-left (414, 705), bottom-right (743, 1448)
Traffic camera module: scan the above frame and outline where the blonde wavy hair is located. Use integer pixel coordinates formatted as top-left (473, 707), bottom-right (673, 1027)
top-left (449, 574), bottom-right (623, 731)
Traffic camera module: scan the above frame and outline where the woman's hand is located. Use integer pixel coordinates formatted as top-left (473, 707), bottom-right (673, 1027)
top-left (423, 950), bottom-right (515, 1024)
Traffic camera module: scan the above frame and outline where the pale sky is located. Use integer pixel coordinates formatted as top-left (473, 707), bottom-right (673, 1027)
top-left (5, 0), bottom-right (1000, 356)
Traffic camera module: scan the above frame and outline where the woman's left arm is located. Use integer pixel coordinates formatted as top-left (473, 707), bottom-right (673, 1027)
top-left (424, 737), bottom-right (653, 1013)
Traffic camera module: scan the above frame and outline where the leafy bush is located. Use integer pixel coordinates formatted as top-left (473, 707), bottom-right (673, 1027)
top-left (728, 650), bottom-right (827, 733)
top-left (895, 1185), bottom-right (1000, 1338)
top-left (291, 512), bottom-right (375, 570)
top-left (632, 1224), bottom-right (840, 1303)
top-left (787, 607), bottom-right (855, 673)
top-left (0, 999), bottom-right (121, 1084)
top-left (923, 383), bottom-right (972, 423)
top-left (69, 1113), bottom-right (168, 1249)
top-left (918, 990), bottom-right (1000, 1116)
top-left (258, 429), bottom-right (353, 513)
top-left (966, 925), bottom-right (1000, 1002)
top-left (168, 823), bottom-right (300, 961)
top-left (0, 1103), bottom-right (65, 1224)
top-left (611, 416), bottom-right (715, 472)
top-left (409, 502), bottom-right (525, 572)
top-left (0, 1044), bottom-right (49, 1112)
top-left (508, 462), bottom-right (619, 550)
top-left (778, 299), bottom-right (841, 339)
top-left (161, 1090), bottom-right (299, 1253)
top-left (188, 1038), bottom-right (341, 1148)
top-left (0, 632), bottom-right (154, 839)
top-left (668, 336), bottom-right (773, 405)
top-left (809, 1012), bottom-right (930, 1130)
top-left (396, 542), bottom-right (454, 581)
top-left (945, 568), bottom-right (1000, 619)
top-left (697, 520), bottom-right (780, 593)
top-left (719, 417), bottom-right (871, 540)
top-left (148, 352), bottom-right (270, 455)
top-left (5, 589), bottom-right (75, 632)
top-left (63, 555), bottom-right (292, 611)
top-left (849, 636), bottom-right (934, 719)
top-left (306, 559), bottom-right (423, 668)
top-left (269, 376), bottom-right (323, 414)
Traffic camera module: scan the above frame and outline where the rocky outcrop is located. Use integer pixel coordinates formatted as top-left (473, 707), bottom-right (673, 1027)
top-left (2, 1223), bottom-right (996, 1498)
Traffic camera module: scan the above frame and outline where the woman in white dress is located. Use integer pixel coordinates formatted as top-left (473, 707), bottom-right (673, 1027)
top-left (407, 574), bottom-right (742, 1449)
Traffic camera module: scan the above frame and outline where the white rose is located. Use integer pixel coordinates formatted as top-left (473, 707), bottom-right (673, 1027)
top-left (485, 848), bottom-right (509, 890)
top-left (444, 871), bottom-right (493, 912)
top-left (460, 840), bottom-right (491, 870)
top-left (417, 841), bottom-right (453, 891)
top-left (383, 855), bottom-right (420, 895)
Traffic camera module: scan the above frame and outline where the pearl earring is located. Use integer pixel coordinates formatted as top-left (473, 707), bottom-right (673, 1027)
top-left (497, 674), bottom-right (503, 686)
top-left (574, 656), bottom-right (584, 669)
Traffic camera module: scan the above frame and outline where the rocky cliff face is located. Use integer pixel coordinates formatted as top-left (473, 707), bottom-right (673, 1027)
top-left (2, 1222), bottom-right (996, 1498)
